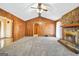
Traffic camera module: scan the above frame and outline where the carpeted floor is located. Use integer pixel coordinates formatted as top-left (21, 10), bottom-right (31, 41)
top-left (0, 37), bottom-right (79, 56)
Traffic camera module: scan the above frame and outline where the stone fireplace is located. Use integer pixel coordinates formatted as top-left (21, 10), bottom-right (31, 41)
top-left (59, 7), bottom-right (79, 53)
top-left (64, 27), bottom-right (79, 45)
top-left (59, 27), bottom-right (79, 53)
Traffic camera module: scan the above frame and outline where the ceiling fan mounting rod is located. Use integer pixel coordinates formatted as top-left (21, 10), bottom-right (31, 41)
top-left (38, 3), bottom-right (42, 17)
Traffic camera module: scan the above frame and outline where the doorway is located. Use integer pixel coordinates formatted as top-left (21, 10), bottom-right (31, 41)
top-left (33, 23), bottom-right (40, 37)
top-left (0, 16), bottom-right (13, 48)
top-left (56, 21), bottom-right (62, 40)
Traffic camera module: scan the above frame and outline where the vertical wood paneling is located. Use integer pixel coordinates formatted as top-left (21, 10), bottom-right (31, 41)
top-left (25, 17), bottom-right (56, 36)
top-left (0, 8), bottom-right (25, 42)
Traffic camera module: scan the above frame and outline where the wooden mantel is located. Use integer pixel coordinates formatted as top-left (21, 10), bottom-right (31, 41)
top-left (62, 24), bottom-right (79, 27)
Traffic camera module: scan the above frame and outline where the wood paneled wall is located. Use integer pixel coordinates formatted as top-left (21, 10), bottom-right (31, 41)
top-left (13, 17), bottom-right (25, 41)
top-left (0, 8), bottom-right (25, 41)
top-left (0, 8), bottom-right (56, 42)
top-left (25, 17), bottom-right (56, 36)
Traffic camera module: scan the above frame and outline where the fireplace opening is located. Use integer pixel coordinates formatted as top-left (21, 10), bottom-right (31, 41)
top-left (65, 34), bottom-right (76, 44)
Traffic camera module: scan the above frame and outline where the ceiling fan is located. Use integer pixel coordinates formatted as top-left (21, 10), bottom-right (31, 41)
top-left (31, 3), bottom-right (48, 17)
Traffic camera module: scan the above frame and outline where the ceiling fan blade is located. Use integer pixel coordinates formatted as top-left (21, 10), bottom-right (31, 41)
top-left (31, 3), bottom-right (48, 12)
top-left (24, 3), bottom-right (34, 8)
top-left (31, 7), bottom-right (38, 9)
top-left (31, 7), bottom-right (48, 11)
top-left (43, 9), bottom-right (48, 11)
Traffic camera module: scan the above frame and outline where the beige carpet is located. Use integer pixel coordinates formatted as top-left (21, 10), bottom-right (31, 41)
top-left (0, 37), bottom-right (78, 56)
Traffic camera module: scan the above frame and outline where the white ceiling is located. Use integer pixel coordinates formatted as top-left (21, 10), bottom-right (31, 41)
top-left (0, 3), bottom-right (79, 21)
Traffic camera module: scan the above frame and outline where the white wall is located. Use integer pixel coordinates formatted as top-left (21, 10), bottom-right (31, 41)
top-left (56, 21), bottom-right (62, 40)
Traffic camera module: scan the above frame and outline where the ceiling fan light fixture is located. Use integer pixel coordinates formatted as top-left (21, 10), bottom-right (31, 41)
top-left (30, 3), bottom-right (48, 17)
top-left (37, 9), bottom-right (43, 13)
top-left (41, 4), bottom-right (47, 10)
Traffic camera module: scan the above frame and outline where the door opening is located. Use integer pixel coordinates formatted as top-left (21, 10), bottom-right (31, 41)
top-left (33, 23), bottom-right (39, 37)
top-left (0, 16), bottom-right (13, 48)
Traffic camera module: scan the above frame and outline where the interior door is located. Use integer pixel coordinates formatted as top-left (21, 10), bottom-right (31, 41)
top-left (34, 23), bottom-right (39, 36)
top-left (4, 19), bottom-right (13, 46)
top-left (0, 17), bottom-right (13, 48)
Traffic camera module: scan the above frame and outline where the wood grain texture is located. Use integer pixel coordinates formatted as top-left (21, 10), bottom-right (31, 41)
top-left (0, 8), bottom-right (25, 41)
top-left (13, 17), bottom-right (25, 41)
top-left (25, 17), bottom-right (56, 36)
